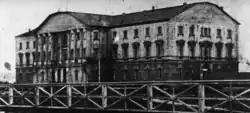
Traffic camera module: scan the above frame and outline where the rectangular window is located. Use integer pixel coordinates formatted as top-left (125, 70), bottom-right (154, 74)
top-left (32, 52), bottom-right (35, 62)
top-left (26, 42), bottom-right (29, 49)
top-left (178, 25), bottom-right (184, 36)
top-left (123, 48), bottom-right (128, 59)
top-left (82, 48), bottom-right (86, 57)
top-left (123, 30), bottom-right (127, 40)
top-left (93, 48), bottom-right (98, 57)
top-left (133, 47), bottom-right (139, 59)
top-left (227, 29), bottom-right (232, 39)
top-left (48, 51), bottom-right (51, 61)
top-left (76, 48), bottom-right (80, 58)
top-left (156, 45), bottom-right (164, 58)
top-left (76, 32), bottom-right (81, 40)
top-left (113, 31), bottom-right (117, 41)
top-left (134, 29), bottom-right (139, 39)
top-left (157, 26), bottom-right (162, 36)
top-left (145, 46), bottom-right (150, 58)
top-left (146, 27), bottom-right (150, 37)
top-left (217, 29), bottom-right (222, 38)
top-left (93, 31), bottom-right (99, 40)
top-left (33, 41), bottom-right (36, 49)
top-left (189, 25), bottom-right (195, 36)
top-left (19, 43), bottom-right (22, 50)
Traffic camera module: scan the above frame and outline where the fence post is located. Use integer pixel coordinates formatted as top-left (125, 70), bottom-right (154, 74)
top-left (67, 85), bottom-right (72, 107)
top-left (199, 69), bottom-right (206, 113)
top-left (8, 85), bottom-right (13, 106)
top-left (102, 84), bottom-right (107, 109)
top-left (147, 84), bottom-right (153, 111)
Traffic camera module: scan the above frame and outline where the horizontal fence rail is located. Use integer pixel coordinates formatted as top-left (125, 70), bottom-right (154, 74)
top-left (0, 80), bottom-right (250, 113)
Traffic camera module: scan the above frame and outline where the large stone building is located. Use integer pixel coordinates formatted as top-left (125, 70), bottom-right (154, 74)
top-left (15, 2), bottom-right (240, 84)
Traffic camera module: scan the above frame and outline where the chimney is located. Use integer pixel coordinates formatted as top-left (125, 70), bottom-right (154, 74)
top-left (220, 6), bottom-right (223, 10)
top-left (28, 29), bottom-right (31, 32)
top-left (183, 2), bottom-right (187, 6)
top-left (122, 12), bottom-right (126, 16)
top-left (152, 6), bottom-right (155, 11)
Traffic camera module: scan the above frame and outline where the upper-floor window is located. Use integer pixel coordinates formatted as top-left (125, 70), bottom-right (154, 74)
top-left (62, 34), bottom-right (68, 48)
top-left (217, 29), bottom-right (222, 39)
top-left (113, 47), bottom-right (118, 59)
top-left (93, 48), bottom-right (98, 57)
top-left (178, 45), bottom-right (184, 58)
top-left (76, 32), bottom-right (81, 40)
top-left (113, 31), bottom-right (117, 41)
top-left (19, 43), bottom-right (22, 50)
top-left (33, 41), bottom-right (36, 49)
top-left (123, 30), bottom-right (127, 40)
top-left (93, 31), bottom-right (99, 40)
top-left (26, 42), bottom-right (29, 49)
top-left (156, 44), bottom-right (164, 58)
top-left (189, 25), bottom-right (195, 36)
top-left (227, 29), bottom-right (232, 39)
top-left (25, 53), bottom-right (30, 66)
top-left (145, 27), bottom-right (150, 37)
top-left (19, 53), bottom-right (23, 66)
top-left (201, 27), bottom-right (211, 37)
top-left (122, 47), bottom-right (128, 59)
top-left (75, 70), bottom-right (79, 82)
top-left (178, 25), bottom-right (184, 36)
top-left (189, 46), bottom-right (195, 58)
top-left (134, 29), bottom-right (139, 39)
top-left (76, 48), bottom-right (80, 59)
top-left (48, 51), bottom-right (51, 61)
top-left (82, 48), bottom-right (86, 57)
top-left (145, 46), bottom-right (151, 58)
top-left (37, 52), bottom-right (40, 62)
top-left (41, 37), bottom-right (46, 45)
top-left (216, 47), bottom-right (222, 58)
top-left (32, 52), bottom-right (35, 62)
top-left (70, 49), bottom-right (74, 59)
top-left (133, 46), bottom-right (139, 59)
top-left (157, 26), bottom-right (162, 36)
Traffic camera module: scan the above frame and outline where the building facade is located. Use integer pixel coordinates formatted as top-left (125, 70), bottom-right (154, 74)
top-left (15, 2), bottom-right (240, 84)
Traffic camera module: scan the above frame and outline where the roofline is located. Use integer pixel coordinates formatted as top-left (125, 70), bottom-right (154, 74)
top-left (16, 2), bottom-right (240, 37)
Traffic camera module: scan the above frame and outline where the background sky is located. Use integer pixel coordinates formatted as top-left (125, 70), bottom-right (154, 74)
top-left (0, 0), bottom-right (250, 73)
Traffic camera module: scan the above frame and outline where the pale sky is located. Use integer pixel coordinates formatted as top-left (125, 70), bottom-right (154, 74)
top-left (0, 0), bottom-right (250, 73)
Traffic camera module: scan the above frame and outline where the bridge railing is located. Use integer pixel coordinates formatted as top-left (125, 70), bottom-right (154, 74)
top-left (0, 80), bottom-right (250, 113)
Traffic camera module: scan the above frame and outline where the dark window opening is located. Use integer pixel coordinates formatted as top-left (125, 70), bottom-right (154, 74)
top-left (190, 46), bottom-right (195, 58)
top-left (179, 45), bottom-right (184, 58)
top-left (76, 48), bottom-right (80, 59)
top-left (134, 69), bottom-right (139, 81)
top-left (201, 27), bottom-right (211, 37)
top-left (227, 47), bottom-right (233, 58)
top-left (134, 29), bottom-right (139, 39)
top-left (48, 51), bottom-right (51, 61)
top-left (32, 52), bottom-right (35, 62)
top-left (156, 44), bottom-right (164, 58)
top-left (227, 29), bottom-right (232, 39)
top-left (19, 43), bottom-right (22, 50)
top-left (157, 26), bottom-right (162, 36)
top-left (26, 42), bottom-right (29, 49)
top-left (70, 49), bottom-right (74, 60)
top-left (216, 47), bottom-right (222, 58)
top-left (75, 70), bottom-right (79, 82)
top-left (82, 48), bottom-right (86, 57)
top-left (145, 46), bottom-right (150, 58)
top-left (93, 48), bottom-right (98, 57)
top-left (123, 30), bottom-right (127, 40)
top-left (217, 29), bottom-right (222, 38)
top-left (62, 34), bottom-right (68, 48)
top-left (158, 68), bottom-right (162, 79)
top-left (178, 25), bottom-right (184, 36)
top-left (189, 25), bottom-right (195, 36)
top-left (113, 31), bottom-right (117, 41)
top-left (19, 53), bottom-right (23, 66)
top-left (33, 41), bottom-right (36, 49)
top-left (113, 47), bottom-right (118, 59)
top-left (93, 31), bottom-right (99, 40)
top-left (123, 47), bottom-right (128, 59)
top-left (133, 47), bottom-right (139, 59)
top-left (146, 27), bottom-right (150, 37)
top-left (123, 70), bottom-right (128, 81)
top-left (76, 32), bottom-right (81, 40)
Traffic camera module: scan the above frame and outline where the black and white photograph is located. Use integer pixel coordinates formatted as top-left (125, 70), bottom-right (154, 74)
top-left (0, 0), bottom-right (250, 112)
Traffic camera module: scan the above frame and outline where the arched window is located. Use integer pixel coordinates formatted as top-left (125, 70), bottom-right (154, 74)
top-left (41, 72), bottom-right (45, 82)
top-left (63, 68), bottom-right (67, 83)
top-left (123, 69), bottom-right (128, 81)
top-left (158, 68), bottom-right (163, 79)
top-left (146, 67), bottom-right (151, 80)
top-left (19, 53), bottom-right (23, 66)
